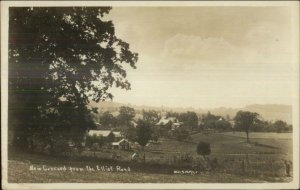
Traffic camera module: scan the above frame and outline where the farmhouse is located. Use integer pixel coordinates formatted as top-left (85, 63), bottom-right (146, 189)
top-left (112, 139), bottom-right (131, 150)
top-left (87, 130), bottom-right (122, 140)
top-left (131, 121), bottom-right (138, 128)
top-left (88, 130), bottom-right (112, 137)
top-left (171, 122), bottom-right (184, 130)
top-left (156, 116), bottom-right (178, 126)
top-left (112, 131), bottom-right (122, 139)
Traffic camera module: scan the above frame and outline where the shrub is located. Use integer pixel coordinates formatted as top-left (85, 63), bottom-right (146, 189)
top-left (50, 136), bottom-right (71, 155)
top-left (172, 128), bottom-right (191, 142)
top-left (197, 141), bottom-right (211, 159)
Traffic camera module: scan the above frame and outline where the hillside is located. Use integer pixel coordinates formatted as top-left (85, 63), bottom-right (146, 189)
top-left (89, 101), bottom-right (292, 124)
top-left (210, 104), bottom-right (292, 124)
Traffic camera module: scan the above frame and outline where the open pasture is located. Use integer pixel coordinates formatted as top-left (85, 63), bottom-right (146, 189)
top-left (8, 132), bottom-right (293, 183)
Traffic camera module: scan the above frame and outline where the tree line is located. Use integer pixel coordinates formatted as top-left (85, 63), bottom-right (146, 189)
top-left (93, 106), bottom-right (292, 144)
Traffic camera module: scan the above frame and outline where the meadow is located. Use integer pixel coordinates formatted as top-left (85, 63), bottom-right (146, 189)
top-left (7, 132), bottom-right (293, 183)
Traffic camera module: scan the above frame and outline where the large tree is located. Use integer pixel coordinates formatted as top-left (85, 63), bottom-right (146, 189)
top-left (234, 111), bottom-right (260, 143)
top-left (136, 120), bottom-right (152, 162)
top-left (9, 7), bottom-right (138, 152)
top-left (142, 110), bottom-right (160, 125)
top-left (136, 120), bottom-right (152, 150)
top-left (272, 120), bottom-right (289, 133)
top-left (117, 106), bottom-right (136, 127)
top-left (179, 111), bottom-right (198, 130)
top-left (99, 111), bottom-right (117, 128)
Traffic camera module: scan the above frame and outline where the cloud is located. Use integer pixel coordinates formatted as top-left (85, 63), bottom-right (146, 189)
top-left (161, 34), bottom-right (238, 64)
top-left (161, 21), bottom-right (291, 66)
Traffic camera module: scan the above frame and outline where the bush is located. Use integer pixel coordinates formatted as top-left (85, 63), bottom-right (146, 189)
top-left (86, 134), bottom-right (105, 148)
top-left (172, 128), bottom-right (191, 142)
top-left (50, 136), bottom-right (71, 155)
top-left (197, 141), bottom-right (211, 159)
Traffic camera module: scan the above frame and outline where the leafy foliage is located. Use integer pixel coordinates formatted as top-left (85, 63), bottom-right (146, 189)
top-left (9, 7), bottom-right (138, 153)
top-left (99, 111), bottom-right (117, 128)
top-left (85, 134), bottom-right (106, 151)
top-left (172, 128), bottom-right (191, 142)
top-left (122, 126), bottom-right (138, 142)
top-left (178, 111), bottom-right (198, 130)
top-left (196, 141), bottom-right (211, 159)
top-left (117, 106), bottom-right (136, 127)
top-left (142, 110), bottom-right (160, 125)
top-left (234, 111), bottom-right (260, 142)
top-left (200, 112), bottom-right (231, 131)
top-left (272, 120), bottom-right (290, 133)
top-left (151, 125), bottom-right (171, 139)
top-left (136, 120), bottom-right (152, 149)
top-left (215, 119), bottom-right (232, 131)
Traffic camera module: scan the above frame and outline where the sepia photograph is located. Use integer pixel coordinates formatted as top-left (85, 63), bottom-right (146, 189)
top-left (1, 1), bottom-right (299, 189)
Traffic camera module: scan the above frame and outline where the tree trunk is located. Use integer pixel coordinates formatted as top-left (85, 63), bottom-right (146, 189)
top-left (28, 138), bottom-right (34, 153)
top-left (142, 146), bottom-right (146, 163)
top-left (246, 131), bottom-right (250, 143)
top-left (49, 140), bottom-right (55, 155)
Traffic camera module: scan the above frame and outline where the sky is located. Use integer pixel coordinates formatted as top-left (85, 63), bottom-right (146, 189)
top-left (104, 6), bottom-right (298, 109)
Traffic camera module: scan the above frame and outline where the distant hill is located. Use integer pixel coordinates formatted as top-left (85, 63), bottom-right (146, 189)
top-left (89, 101), bottom-right (292, 124)
top-left (242, 104), bottom-right (292, 124)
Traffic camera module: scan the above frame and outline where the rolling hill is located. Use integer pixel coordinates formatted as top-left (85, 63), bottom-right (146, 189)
top-left (89, 101), bottom-right (292, 124)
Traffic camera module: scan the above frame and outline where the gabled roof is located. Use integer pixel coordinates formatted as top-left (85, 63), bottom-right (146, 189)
top-left (131, 121), bottom-right (138, 127)
top-left (112, 138), bottom-right (129, 145)
top-left (88, 130), bottom-right (112, 137)
top-left (112, 131), bottom-right (122, 138)
top-left (88, 130), bottom-right (122, 138)
top-left (156, 116), bottom-right (177, 125)
top-left (172, 122), bottom-right (183, 126)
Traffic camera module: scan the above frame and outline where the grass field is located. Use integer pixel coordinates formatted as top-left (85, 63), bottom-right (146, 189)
top-left (7, 132), bottom-right (293, 183)
top-left (222, 132), bottom-right (292, 139)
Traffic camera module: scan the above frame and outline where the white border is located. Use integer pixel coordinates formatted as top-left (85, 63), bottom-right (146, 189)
top-left (1, 1), bottom-right (299, 189)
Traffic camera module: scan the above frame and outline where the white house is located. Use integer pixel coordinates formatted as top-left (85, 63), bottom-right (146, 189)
top-left (87, 130), bottom-right (122, 140)
top-left (156, 116), bottom-right (177, 126)
top-left (171, 122), bottom-right (184, 130)
top-left (113, 131), bottom-right (122, 138)
top-left (112, 139), bottom-right (131, 150)
top-left (88, 130), bottom-right (112, 137)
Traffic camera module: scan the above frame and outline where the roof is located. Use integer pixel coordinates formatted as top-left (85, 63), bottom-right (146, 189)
top-left (95, 122), bottom-right (102, 126)
top-left (131, 121), bottom-right (138, 127)
top-left (112, 139), bottom-right (129, 145)
top-left (112, 131), bottom-right (122, 138)
top-left (88, 130), bottom-right (122, 138)
top-left (88, 130), bottom-right (112, 137)
top-left (172, 122), bottom-right (183, 126)
top-left (156, 117), bottom-right (177, 125)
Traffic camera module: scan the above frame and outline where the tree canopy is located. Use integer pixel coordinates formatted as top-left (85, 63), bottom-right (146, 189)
top-left (117, 106), bottom-right (136, 127)
top-left (142, 110), bottom-right (160, 125)
top-left (99, 111), bottom-right (117, 128)
top-left (234, 111), bottom-right (260, 142)
top-left (196, 141), bottom-right (211, 159)
top-left (178, 111), bottom-right (198, 130)
top-left (136, 120), bottom-right (152, 149)
top-left (9, 7), bottom-right (138, 152)
top-left (272, 120), bottom-right (289, 133)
